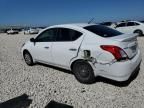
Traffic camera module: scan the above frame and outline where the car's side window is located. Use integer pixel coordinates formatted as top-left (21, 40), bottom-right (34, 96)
top-left (56, 28), bottom-right (82, 41)
top-left (127, 22), bottom-right (135, 26)
top-left (135, 23), bottom-right (140, 26)
top-left (35, 28), bottom-right (57, 42)
top-left (116, 23), bottom-right (126, 27)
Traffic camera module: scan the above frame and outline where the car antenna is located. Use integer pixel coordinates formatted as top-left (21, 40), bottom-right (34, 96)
top-left (88, 18), bottom-right (95, 24)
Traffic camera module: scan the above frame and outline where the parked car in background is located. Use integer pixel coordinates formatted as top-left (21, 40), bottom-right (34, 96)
top-left (114, 21), bottom-right (144, 36)
top-left (21, 23), bottom-right (141, 84)
top-left (99, 22), bottom-right (116, 28)
top-left (24, 28), bottom-right (39, 34)
top-left (7, 29), bottom-right (19, 34)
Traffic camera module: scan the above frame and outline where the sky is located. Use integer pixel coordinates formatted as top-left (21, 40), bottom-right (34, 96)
top-left (0, 0), bottom-right (144, 26)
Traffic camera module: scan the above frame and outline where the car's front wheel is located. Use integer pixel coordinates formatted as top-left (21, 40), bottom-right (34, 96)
top-left (134, 30), bottom-right (143, 36)
top-left (72, 60), bottom-right (95, 84)
top-left (23, 51), bottom-right (34, 66)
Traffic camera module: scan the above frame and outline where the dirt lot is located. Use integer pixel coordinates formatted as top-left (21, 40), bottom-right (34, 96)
top-left (0, 33), bottom-right (144, 108)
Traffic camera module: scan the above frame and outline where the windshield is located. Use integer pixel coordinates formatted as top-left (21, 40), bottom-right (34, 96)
top-left (84, 25), bottom-right (123, 37)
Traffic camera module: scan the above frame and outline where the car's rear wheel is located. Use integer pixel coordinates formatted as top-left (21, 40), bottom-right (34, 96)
top-left (134, 30), bottom-right (143, 36)
top-left (72, 60), bottom-right (95, 84)
top-left (23, 51), bottom-right (34, 66)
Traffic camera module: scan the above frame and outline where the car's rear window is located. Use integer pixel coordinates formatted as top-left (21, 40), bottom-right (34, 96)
top-left (84, 25), bottom-right (123, 37)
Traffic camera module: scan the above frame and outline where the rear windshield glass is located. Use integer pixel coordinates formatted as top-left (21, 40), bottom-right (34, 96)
top-left (84, 25), bottom-right (123, 37)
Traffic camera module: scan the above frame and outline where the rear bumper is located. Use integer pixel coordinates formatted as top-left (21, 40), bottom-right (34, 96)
top-left (94, 49), bottom-right (142, 81)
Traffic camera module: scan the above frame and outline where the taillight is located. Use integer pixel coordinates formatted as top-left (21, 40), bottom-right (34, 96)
top-left (100, 45), bottom-right (128, 61)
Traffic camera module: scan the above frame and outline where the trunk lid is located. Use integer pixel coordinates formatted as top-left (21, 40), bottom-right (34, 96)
top-left (109, 33), bottom-right (138, 59)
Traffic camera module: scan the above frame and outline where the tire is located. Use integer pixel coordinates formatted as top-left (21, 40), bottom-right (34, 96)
top-left (134, 30), bottom-right (143, 36)
top-left (23, 51), bottom-right (34, 66)
top-left (72, 60), bottom-right (95, 84)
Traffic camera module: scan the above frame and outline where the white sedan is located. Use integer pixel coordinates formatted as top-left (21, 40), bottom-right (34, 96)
top-left (115, 21), bottom-right (144, 36)
top-left (24, 28), bottom-right (39, 34)
top-left (21, 23), bottom-right (142, 84)
top-left (7, 29), bottom-right (19, 34)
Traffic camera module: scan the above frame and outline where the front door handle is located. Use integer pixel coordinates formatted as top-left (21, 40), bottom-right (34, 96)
top-left (69, 48), bottom-right (77, 51)
top-left (44, 46), bottom-right (49, 49)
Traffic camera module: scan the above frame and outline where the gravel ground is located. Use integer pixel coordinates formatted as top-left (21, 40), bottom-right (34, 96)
top-left (0, 33), bottom-right (144, 108)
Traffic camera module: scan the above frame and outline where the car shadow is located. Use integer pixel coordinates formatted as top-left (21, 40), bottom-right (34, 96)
top-left (36, 63), bottom-right (140, 87)
top-left (0, 94), bottom-right (32, 108)
top-left (37, 63), bottom-right (73, 75)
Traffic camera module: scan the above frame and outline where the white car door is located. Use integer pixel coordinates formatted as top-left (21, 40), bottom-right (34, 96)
top-left (115, 22), bottom-right (127, 33)
top-left (126, 22), bottom-right (141, 33)
top-left (52, 28), bottom-right (84, 68)
top-left (31, 28), bottom-right (57, 63)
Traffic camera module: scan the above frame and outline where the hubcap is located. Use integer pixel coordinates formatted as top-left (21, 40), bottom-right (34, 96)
top-left (78, 64), bottom-right (89, 78)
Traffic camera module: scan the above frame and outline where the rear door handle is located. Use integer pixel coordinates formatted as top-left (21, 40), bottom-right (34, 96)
top-left (44, 46), bottom-right (49, 49)
top-left (69, 48), bottom-right (77, 51)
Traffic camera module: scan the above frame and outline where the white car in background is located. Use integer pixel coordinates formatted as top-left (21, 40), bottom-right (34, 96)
top-left (99, 22), bottom-right (116, 28)
top-left (115, 21), bottom-right (144, 36)
top-left (7, 29), bottom-right (19, 34)
top-left (24, 28), bottom-right (39, 34)
top-left (21, 23), bottom-right (141, 84)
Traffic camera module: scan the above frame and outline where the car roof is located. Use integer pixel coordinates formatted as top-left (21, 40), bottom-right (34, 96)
top-left (128, 21), bottom-right (142, 24)
top-left (49, 23), bottom-right (96, 28)
top-left (119, 21), bottom-right (140, 23)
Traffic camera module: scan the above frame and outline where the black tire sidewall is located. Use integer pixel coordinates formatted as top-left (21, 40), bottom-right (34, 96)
top-left (24, 52), bottom-right (33, 66)
top-left (134, 30), bottom-right (143, 36)
top-left (72, 61), bottom-right (95, 84)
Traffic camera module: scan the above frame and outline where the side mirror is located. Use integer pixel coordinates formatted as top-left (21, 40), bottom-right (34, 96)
top-left (30, 38), bottom-right (35, 42)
